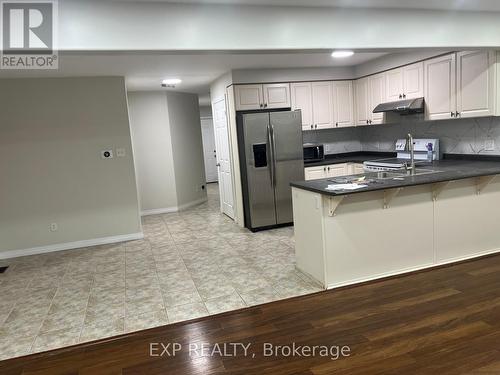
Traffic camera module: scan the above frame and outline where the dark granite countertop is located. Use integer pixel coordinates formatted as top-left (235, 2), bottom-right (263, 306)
top-left (292, 156), bottom-right (500, 197)
top-left (304, 151), bottom-right (396, 167)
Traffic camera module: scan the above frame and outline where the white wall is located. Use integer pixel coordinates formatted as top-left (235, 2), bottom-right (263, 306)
top-left (0, 77), bottom-right (142, 256)
top-left (199, 106), bottom-right (213, 118)
top-left (128, 92), bottom-right (178, 213)
top-left (167, 92), bottom-right (208, 209)
top-left (59, 2), bottom-right (500, 51)
top-left (128, 91), bottom-right (207, 214)
top-left (232, 66), bottom-right (354, 84)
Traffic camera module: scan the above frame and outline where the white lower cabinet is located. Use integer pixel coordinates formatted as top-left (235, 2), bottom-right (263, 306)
top-left (304, 162), bottom-right (365, 181)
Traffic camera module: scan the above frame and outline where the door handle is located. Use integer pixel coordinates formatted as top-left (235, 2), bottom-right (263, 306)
top-left (267, 124), bottom-right (275, 187)
top-left (270, 123), bottom-right (277, 188)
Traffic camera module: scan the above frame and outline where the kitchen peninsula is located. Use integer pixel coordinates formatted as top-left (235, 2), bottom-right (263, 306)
top-left (291, 157), bottom-right (500, 289)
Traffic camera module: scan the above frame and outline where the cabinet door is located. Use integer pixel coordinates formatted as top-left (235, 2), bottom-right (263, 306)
top-left (424, 54), bottom-right (456, 121)
top-left (263, 83), bottom-right (291, 109)
top-left (353, 163), bottom-right (365, 174)
top-left (456, 51), bottom-right (495, 118)
top-left (291, 82), bottom-right (314, 131)
top-left (385, 68), bottom-right (404, 102)
top-left (333, 81), bottom-right (354, 128)
top-left (234, 84), bottom-right (263, 111)
top-left (354, 78), bottom-right (370, 126)
top-left (403, 62), bottom-right (424, 99)
top-left (304, 166), bottom-right (327, 180)
top-left (326, 164), bottom-right (348, 178)
top-left (368, 73), bottom-right (386, 124)
top-left (311, 82), bottom-right (334, 130)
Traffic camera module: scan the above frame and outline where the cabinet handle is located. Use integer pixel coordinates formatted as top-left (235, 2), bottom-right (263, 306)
top-left (399, 94), bottom-right (402, 99)
top-left (369, 120), bottom-right (372, 124)
top-left (455, 111), bottom-right (460, 117)
top-left (310, 124), bottom-right (313, 129)
top-left (323, 167), bottom-right (326, 171)
top-left (402, 94), bottom-right (406, 99)
top-left (451, 112), bottom-right (455, 117)
top-left (264, 103), bottom-right (268, 108)
top-left (366, 120), bottom-right (369, 124)
top-left (315, 124), bottom-right (317, 129)
top-left (259, 103), bottom-right (263, 108)
top-left (327, 167), bottom-right (330, 171)
top-left (336, 122), bottom-right (338, 127)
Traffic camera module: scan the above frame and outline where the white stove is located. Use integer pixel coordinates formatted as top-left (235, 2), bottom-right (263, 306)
top-left (363, 139), bottom-right (440, 172)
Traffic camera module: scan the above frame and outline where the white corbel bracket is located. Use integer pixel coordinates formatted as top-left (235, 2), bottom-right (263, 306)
top-left (432, 181), bottom-right (451, 201)
top-left (383, 188), bottom-right (402, 209)
top-left (327, 196), bottom-right (344, 216)
top-left (476, 175), bottom-right (496, 195)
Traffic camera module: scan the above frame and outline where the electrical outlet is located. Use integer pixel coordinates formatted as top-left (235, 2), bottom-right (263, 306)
top-left (50, 223), bottom-right (58, 232)
top-left (485, 139), bottom-right (495, 151)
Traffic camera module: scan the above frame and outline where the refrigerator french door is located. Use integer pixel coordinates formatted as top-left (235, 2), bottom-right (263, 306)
top-left (239, 110), bottom-right (304, 231)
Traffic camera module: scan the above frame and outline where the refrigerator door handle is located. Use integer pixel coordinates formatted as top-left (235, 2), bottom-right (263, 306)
top-left (270, 123), bottom-right (277, 188)
top-left (267, 123), bottom-right (275, 187)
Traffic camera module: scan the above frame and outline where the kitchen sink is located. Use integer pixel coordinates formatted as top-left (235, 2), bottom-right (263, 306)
top-left (363, 168), bottom-right (441, 180)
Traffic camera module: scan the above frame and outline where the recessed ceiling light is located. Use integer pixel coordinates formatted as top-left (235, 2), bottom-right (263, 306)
top-left (331, 50), bottom-right (354, 58)
top-left (161, 78), bottom-right (182, 87)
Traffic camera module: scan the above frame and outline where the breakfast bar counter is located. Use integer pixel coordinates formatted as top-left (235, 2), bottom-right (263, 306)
top-left (291, 157), bottom-right (500, 289)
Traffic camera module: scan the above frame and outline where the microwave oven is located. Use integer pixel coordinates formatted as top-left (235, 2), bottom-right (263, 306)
top-left (303, 143), bottom-right (324, 163)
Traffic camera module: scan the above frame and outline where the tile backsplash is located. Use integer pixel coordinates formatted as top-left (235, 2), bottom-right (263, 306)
top-left (303, 116), bottom-right (500, 156)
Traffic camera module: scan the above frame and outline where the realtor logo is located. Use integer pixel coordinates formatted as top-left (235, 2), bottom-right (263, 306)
top-left (1, 0), bottom-right (58, 69)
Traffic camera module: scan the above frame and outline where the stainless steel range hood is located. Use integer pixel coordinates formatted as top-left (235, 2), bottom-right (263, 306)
top-left (373, 97), bottom-right (424, 115)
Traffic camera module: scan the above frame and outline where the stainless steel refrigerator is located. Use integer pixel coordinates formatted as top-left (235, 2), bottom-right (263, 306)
top-left (237, 110), bottom-right (304, 231)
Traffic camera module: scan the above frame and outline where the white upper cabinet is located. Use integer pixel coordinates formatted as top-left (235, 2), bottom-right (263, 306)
top-left (262, 83), bottom-right (291, 109)
top-left (311, 82), bottom-right (334, 130)
top-left (355, 77), bottom-right (370, 126)
top-left (456, 51), bottom-right (495, 118)
top-left (234, 84), bottom-right (263, 111)
top-left (234, 83), bottom-right (289, 110)
top-left (403, 62), bottom-right (424, 99)
top-left (333, 81), bottom-right (354, 127)
top-left (385, 68), bottom-right (404, 102)
top-left (368, 73), bottom-right (386, 124)
top-left (424, 54), bottom-right (456, 121)
top-left (386, 62), bottom-right (424, 102)
top-left (291, 82), bottom-right (314, 131)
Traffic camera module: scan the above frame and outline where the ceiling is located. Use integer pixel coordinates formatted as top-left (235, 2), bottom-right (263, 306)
top-left (84, 0), bottom-right (500, 12)
top-left (0, 51), bottom-right (386, 102)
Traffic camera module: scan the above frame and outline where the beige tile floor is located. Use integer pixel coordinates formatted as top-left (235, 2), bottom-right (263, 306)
top-left (0, 184), bottom-right (322, 360)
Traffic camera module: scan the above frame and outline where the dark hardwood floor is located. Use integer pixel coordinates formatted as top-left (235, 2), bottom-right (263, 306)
top-left (2, 254), bottom-right (500, 374)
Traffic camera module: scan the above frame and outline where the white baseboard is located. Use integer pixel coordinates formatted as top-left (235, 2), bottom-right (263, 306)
top-left (141, 197), bottom-right (208, 216)
top-left (141, 206), bottom-right (178, 216)
top-left (0, 232), bottom-right (144, 260)
top-left (177, 197), bottom-right (208, 211)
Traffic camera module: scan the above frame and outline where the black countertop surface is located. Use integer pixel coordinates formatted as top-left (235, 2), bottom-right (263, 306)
top-left (304, 151), bottom-right (396, 167)
top-left (292, 156), bottom-right (500, 197)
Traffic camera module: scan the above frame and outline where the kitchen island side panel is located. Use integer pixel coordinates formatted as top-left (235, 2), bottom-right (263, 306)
top-left (321, 186), bottom-right (435, 288)
top-left (292, 187), bottom-right (327, 286)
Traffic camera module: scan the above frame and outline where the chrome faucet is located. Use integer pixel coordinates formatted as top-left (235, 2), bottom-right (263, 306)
top-left (405, 133), bottom-right (415, 175)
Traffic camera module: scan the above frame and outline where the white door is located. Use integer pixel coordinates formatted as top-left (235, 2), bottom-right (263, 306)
top-left (311, 81), bottom-right (334, 130)
top-left (424, 53), bottom-right (456, 121)
top-left (456, 51), bottom-right (495, 118)
top-left (385, 67), bottom-right (404, 102)
top-left (234, 84), bottom-right (263, 111)
top-left (212, 99), bottom-right (235, 218)
top-left (368, 73), bottom-right (386, 124)
top-left (200, 117), bottom-right (218, 183)
top-left (263, 83), bottom-right (291, 109)
top-left (333, 81), bottom-right (354, 128)
top-left (403, 62), bottom-right (424, 99)
top-left (355, 77), bottom-right (370, 126)
top-left (291, 82), bottom-right (314, 131)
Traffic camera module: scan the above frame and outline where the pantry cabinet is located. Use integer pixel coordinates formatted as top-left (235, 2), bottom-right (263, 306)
top-left (234, 83), bottom-right (290, 110)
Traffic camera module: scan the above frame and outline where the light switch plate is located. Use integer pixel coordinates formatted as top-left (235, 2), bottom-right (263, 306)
top-left (116, 148), bottom-right (126, 157)
top-left (485, 139), bottom-right (495, 151)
